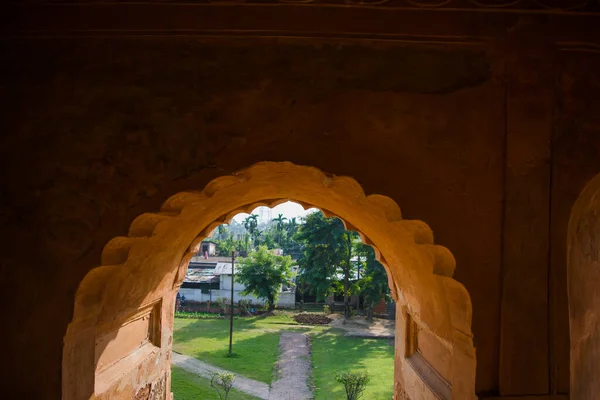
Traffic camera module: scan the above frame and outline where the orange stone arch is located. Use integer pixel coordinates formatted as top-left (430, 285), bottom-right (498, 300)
top-left (568, 172), bottom-right (600, 399)
top-left (63, 162), bottom-right (476, 400)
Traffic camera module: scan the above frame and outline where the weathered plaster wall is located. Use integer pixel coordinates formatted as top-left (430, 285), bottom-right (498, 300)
top-left (0, 31), bottom-right (598, 399)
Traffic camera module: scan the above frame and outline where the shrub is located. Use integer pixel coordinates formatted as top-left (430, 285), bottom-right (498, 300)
top-left (174, 311), bottom-right (225, 320)
top-left (239, 300), bottom-right (252, 316)
top-left (216, 297), bottom-right (230, 314)
top-left (211, 371), bottom-right (235, 400)
top-left (335, 371), bottom-right (370, 400)
top-left (323, 305), bottom-right (331, 315)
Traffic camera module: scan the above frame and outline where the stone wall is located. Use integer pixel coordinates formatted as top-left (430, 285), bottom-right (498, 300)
top-left (1, 6), bottom-right (600, 398)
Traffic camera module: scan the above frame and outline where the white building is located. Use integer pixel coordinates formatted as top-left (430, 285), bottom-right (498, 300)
top-left (178, 259), bottom-right (297, 308)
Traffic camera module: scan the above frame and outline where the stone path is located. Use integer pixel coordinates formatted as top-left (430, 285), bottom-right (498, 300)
top-left (269, 333), bottom-right (313, 400)
top-left (171, 352), bottom-right (270, 400)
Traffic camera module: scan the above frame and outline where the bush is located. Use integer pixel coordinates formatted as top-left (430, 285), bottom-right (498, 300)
top-left (211, 371), bottom-right (235, 400)
top-left (174, 311), bottom-right (225, 319)
top-left (323, 305), bottom-right (331, 315)
top-left (335, 371), bottom-right (370, 400)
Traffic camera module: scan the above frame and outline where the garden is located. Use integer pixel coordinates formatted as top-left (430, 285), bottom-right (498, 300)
top-left (171, 311), bottom-right (395, 399)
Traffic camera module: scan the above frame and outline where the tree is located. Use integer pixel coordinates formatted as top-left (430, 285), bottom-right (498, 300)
top-left (217, 224), bottom-right (228, 240)
top-left (356, 243), bottom-right (390, 321)
top-left (295, 211), bottom-right (359, 318)
top-left (211, 371), bottom-right (235, 400)
top-left (295, 212), bottom-right (343, 302)
top-left (236, 245), bottom-right (293, 311)
top-left (243, 214), bottom-right (259, 247)
top-left (217, 233), bottom-right (237, 255)
top-left (271, 213), bottom-right (288, 247)
top-left (286, 217), bottom-right (299, 236)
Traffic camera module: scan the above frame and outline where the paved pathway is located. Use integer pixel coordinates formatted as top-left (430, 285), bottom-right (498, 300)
top-left (171, 352), bottom-right (270, 400)
top-left (269, 333), bottom-right (313, 400)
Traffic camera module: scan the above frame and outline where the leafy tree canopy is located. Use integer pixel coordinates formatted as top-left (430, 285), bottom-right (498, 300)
top-left (236, 245), bottom-right (293, 311)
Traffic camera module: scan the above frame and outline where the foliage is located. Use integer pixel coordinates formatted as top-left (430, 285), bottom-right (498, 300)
top-left (243, 214), bottom-right (260, 247)
top-left (175, 311), bottom-right (225, 320)
top-left (218, 233), bottom-right (238, 256)
top-left (216, 297), bottom-right (231, 314)
top-left (236, 246), bottom-right (293, 311)
top-left (323, 305), bottom-right (331, 315)
top-left (211, 371), bottom-right (235, 400)
top-left (295, 211), bottom-right (359, 317)
top-left (355, 244), bottom-right (390, 321)
top-left (335, 371), bottom-right (371, 400)
top-left (239, 300), bottom-right (252, 316)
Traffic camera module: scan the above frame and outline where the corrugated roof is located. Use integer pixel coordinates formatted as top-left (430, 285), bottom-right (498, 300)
top-left (214, 262), bottom-right (237, 275)
top-left (183, 268), bottom-right (219, 284)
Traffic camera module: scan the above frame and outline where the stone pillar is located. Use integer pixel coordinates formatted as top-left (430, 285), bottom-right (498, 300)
top-left (498, 35), bottom-right (553, 395)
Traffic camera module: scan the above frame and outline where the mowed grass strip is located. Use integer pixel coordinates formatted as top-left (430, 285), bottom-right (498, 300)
top-left (310, 330), bottom-right (394, 400)
top-left (171, 366), bottom-right (261, 400)
top-left (173, 314), bottom-right (317, 384)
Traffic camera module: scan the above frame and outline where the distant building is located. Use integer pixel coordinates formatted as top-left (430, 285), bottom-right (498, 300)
top-left (199, 241), bottom-right (217, 257)
top-left (178, 256), bottom-right (297, 308)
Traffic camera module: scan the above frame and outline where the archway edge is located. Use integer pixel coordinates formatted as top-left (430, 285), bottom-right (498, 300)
top-left (94, 162), bottom-right (471, 335)
top-left (66, 161), bottom-right (476, 399)
top-left (567, 172), bottom-right (600, 399)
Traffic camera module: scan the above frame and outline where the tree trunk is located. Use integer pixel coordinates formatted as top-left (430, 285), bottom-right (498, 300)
top-left (366, 301), bottom-right (374, 322)
top-left (344, 273), bottom-right (350, 319)
top-left (268, 297), bottom-right (275, 312)
top-left (344, 235), bottom-right (352, 319)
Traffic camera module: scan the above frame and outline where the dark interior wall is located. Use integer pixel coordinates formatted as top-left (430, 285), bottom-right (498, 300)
top-left (0, 33), bottom-right (597, 399)
top-left (0, 37), bottom-right (503, 398)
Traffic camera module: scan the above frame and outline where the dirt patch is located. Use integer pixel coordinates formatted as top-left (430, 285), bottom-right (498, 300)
top-left (293, 313), bottom-right (332, 325)
top-left (329, 315), bottom-right (395, 338)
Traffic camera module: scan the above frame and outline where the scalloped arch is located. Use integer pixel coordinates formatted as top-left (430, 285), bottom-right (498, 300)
top-left (64, 161), bottom-right (476, 400)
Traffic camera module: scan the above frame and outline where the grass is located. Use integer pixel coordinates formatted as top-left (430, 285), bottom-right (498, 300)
top-left (171, 366), bottom-right (260, 400)
top-left (173, 313), bottom-right (326, 384)
top-left (172, 313), bottom-right (394, 399)
top-left (310, 329), bottom-right (395, 400)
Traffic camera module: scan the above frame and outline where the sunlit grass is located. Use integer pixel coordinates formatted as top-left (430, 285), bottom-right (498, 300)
top-left (171, 366), bottom-right (260, 400)
top-left (311, 330), bottom-right (394, 400)
top-left (172, 313), bottom-right (394, 398)
top-left (173, 313), bottom-right (326, 384)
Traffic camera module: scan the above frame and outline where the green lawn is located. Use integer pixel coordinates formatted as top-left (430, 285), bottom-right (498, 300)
top-left (172, 314), bottom-right (394, 399)
top-left (171, 366), bottom-right (260, 400)
top-left (311, 330), bottom-right (395, 400)
top-left (173, 314), bottom-right (321, 384)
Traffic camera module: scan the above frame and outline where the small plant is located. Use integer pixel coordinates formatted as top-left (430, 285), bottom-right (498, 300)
top-left (211, 371), bottom-right (235, 400)
top-left (335, 371), bottom-right (370, 400)
top-left (239, 300), bottom-right (252, 316)
top-left (323, 305), bottom-right (331, 315)
top-left (216, 297), bottom-right (230, 314)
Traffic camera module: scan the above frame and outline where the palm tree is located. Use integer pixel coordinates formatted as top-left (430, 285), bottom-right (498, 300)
top-left (272, 213), bottom-right (287, 246)
top-left (217, 224), bottom-right (228, 240)
top-left (243, 214), bottom-right (259, 247)
top-left (286, 217), bottom-right (298, 236)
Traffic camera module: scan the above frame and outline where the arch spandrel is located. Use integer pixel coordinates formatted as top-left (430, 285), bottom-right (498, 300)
top-left (66, 161), bottom-right (476, 400)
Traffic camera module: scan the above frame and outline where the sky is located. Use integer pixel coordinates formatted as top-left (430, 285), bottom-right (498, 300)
top-left (232, 201), bottom-right (319, 224)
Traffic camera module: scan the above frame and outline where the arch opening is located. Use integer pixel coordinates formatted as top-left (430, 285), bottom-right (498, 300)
top-left (62, 162), bottom-right (476, 400)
